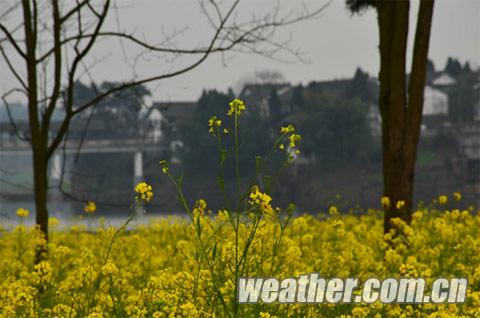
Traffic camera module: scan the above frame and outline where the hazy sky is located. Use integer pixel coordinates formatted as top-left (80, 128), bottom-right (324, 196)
top-left (1, 0), bottom-right (479, 102)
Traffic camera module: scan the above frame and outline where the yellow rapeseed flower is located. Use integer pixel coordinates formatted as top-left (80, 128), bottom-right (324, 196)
top-left (329, 206), bottom-right (339, 216)
top-left (159, 160), bottom-right (169, 174)
top-left (101, 262), bottom-right (119, 276)
top-left (34, 261), bottom-right (53, 286)
top-left (227, 98), bottom-right (246, 116)
top-left (208, 115), bottom-right (222, 135)
top-left (249, 189), bottom-right (274, 216)
top-left (288, 134), bottom-right (302, 148)
top-left (48, 217), bottom-right (60, 226)
top-left (453, 192), bottom-right (462, 201)
top-left (399, 263), bottom-right (418, 277)
top-left (381, 196), bottom-right (390, 207)
top-left (16, 208), bottom-right (29, 218)
top-left (259, 313), bottom-right (277, 318)
top-left (412, 210), bottom-right (423, 221)
top-left (134, 182), bottom-right (154, 202)
top-left (438, 195), bottom-right (448, 205)
top-left (280, 124), bottom-right (295, 134)
top-left (84, 201), bottom-right (96, 213)
top-left (396, 200), bottom-right (405, 209)
top-left (193, 199), bottom-right (207, 217)
top-left (0, 191), bottom-right (478, 316)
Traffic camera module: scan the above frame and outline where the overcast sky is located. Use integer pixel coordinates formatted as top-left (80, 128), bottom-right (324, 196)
top-left (1, 0), bottom-right (479, 102)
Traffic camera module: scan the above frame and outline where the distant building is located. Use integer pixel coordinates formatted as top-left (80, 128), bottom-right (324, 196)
top-left (423, 86), bottom-right (449, 116)
top-left (431, 73), bottom-right (456, 87)
top-left (151, 101), bottom-right (197, 163)
top-left (366, 85), bottom-right (449, 135)
top-left (474, 79), bottom-right (480, 122)
top-left (138, 107), bottom-right (163, 143)
top-left (240, 83), bottom-right (294, 119)
top-left (367, 104), bottom-right (382, 137)
top-left (152, 101), bottom-right (196, 130)
top-left (306, 79), bottom-right (354, 97)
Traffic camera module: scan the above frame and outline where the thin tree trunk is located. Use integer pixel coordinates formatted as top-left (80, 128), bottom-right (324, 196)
top-left (33, 148), bottom-right (49, 260)
top-left (404, 0), bottom-right (435, 220)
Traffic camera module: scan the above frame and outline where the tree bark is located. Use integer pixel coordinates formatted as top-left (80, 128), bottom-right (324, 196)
top-left (33, 148), bottom-right (49, 260)
top-left (376, 0), bottom-right (434, 234)
top-left (404, 0), bottom-right (435, 218)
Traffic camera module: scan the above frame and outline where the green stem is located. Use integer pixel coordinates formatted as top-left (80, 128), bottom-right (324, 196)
top-left (217, 128), bottom-right (231, 211)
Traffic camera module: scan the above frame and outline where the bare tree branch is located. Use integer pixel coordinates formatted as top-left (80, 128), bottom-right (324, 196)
top-left (60, 0), bottom-right (90, 23)
top-left (0, 45), bottom-right (28, 90)
top-left (36, 1), bottom-right (330, 63)
top-left (47, 0), bottom-right (240, 158)
top-left (0, 23), bottom-right (26, 58)
top-left (2, 88), bottom-right (30, 142)
top-left (47, 0), bottom-right (111, 159)
top-left (41, 0), bottom-right (62, 134)
top-left (0, 2), bottom-right (21, 21)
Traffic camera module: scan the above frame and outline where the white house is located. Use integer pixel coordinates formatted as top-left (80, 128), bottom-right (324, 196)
top-left (138, 107), bottom-right (164, 143)
top-left (432, 73), bottom-right (456, 87)
top-left (423, 85), bottom-right (449, 116)
top-left (366, 85), bottom-right (449, 136)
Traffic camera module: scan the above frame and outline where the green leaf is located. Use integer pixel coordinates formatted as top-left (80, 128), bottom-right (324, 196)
top-left (212, 243), bottom-right (217, 259)
top-left (196, 215), bottom-right (202, 235)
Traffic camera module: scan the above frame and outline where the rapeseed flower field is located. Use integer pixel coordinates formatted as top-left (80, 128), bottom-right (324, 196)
top-left (1, 201), bottom-right (479, 317)
top-left (1, 100), bottom-right (479, 317)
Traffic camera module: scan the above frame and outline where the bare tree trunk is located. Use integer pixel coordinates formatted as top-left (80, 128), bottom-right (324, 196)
top-left (377, 0), bottom-right (409, 233)
top-left (404, 0), bottom-right (435, 220)
top-left (377, 0), bottom-right (434, 234)
top-left (33, 149), bottom-right (49, 260)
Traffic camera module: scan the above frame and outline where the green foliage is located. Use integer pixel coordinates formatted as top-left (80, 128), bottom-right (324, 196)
top-left (179, 90), bottom-right (276, 184)
top-left (346, 67), bottom-right (376, 103)
top-left (178, 90), bottom-right (233, 178)
top-left (296, 89), bottom-right (375, 168)
top-left (444, 57), bottom-right (463, 78)
top-left (447, 72), bottom-right (478, 124)
top-left (268, 89), bottom-right (282, 121)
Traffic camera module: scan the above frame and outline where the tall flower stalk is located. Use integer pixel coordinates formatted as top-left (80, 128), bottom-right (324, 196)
top-left (160, 98), bottom-right (300, 317)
